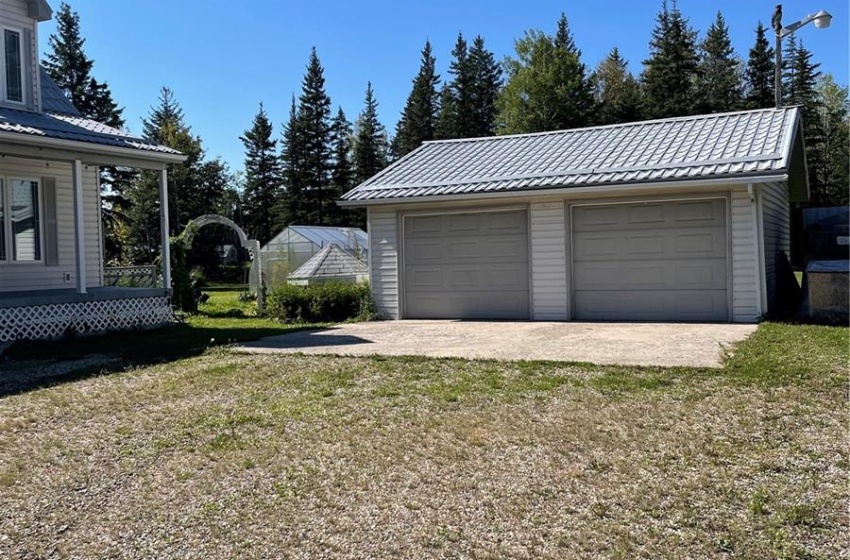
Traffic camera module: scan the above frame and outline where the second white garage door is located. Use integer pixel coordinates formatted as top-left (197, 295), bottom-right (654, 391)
top-left (403, 210), bottom-right (530, 319)
top-left (572, 198), bottom-right (729, 322)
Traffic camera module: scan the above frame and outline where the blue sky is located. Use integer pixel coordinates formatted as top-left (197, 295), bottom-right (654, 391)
top-left (40, 0), bottom-right (849, 175)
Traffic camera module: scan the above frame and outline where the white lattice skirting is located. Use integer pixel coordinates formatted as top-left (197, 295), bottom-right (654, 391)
top-left (0, 296), bottom-right (173, 341)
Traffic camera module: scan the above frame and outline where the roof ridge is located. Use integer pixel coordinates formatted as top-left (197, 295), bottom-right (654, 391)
top-left (422, 107), bottom-right (798, 146)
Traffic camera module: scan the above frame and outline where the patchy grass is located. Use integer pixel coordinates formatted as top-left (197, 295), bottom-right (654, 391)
top-left (0, 321), bottom-right (846, 558)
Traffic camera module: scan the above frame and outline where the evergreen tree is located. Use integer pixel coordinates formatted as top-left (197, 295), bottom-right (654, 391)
top-left (296, 48), bottom-right (333, 225)
top-left (467, 36), bottom-right (503, 136)
top-left (394, 40), bottom-right (440, 157)
top-left (592, 48), bottom-right (643, 125)
top-left (641, 0), bottom-right (700, 118)
top-left (497, 13), bottom-right (595, 133)
top-left (448, 33), bottom-right (475, 137)
top-left (744, 22), bottom-right (775, 109)
top-left (696, 11), bottom-right (742, 113)
top-left (45, 2), bottom-right (132, 262)
top-left (435, 83), bottom-right (459, 139)
top-left (352, 82), bottom-right (389, 186)
top-left (816, 75), bottom-right (850, 206)
top-left (328, 107), bottom-right (355, 225)
top-left (240, 103), bottom-right (282, 243)
top-left (277, 95), bottom-right (306, 227)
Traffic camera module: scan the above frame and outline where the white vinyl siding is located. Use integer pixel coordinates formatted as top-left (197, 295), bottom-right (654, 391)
top-left (0, 158), bottom-right (101, 292)
top-left (530, 201), bottom-right (567, 320)
top-left (759, 181), bottom-right (790, 312)
top-left (367, 207), bottom-right (399, 319)
top-left (730, 188), bottom-right (760, 322)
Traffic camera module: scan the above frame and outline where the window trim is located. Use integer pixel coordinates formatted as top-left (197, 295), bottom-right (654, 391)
top-left (0, 176), bottom-right (44, 264)
top-left (0, 26), bottom-right (25, 106)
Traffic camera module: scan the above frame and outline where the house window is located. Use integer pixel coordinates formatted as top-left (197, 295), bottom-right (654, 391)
top-left (2, 28), bottom-right (23, 104)
top-left (0, 178), bottom-right (41, 262)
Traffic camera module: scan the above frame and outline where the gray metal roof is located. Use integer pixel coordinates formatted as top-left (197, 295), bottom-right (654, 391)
top-left (288, 243), bottom-right (368, 280)
top-left (0, 66), bottom-right (181, 157)
top-left (342, 107), bottom-right (802, 203)
top-left (40, 67), bottom-right (81, 116)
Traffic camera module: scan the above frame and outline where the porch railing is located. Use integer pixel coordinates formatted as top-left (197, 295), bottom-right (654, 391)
top-left (103, 265), bottom-right (159, 288)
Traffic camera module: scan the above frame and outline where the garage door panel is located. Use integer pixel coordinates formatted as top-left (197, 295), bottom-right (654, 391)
top-left (573, 227), bottom-right (726, 261)
top-left (575, 258), bottom-right (726, 291)
top-left (406, 263), bottom-right (529, 291)
top-left (404, 210), bottom-right (529, 319)
top-left (573, 199), bottom-right (728, 322)
top-left (574, 199), bottom-right (727, 232)
top-left (575, 290), bottom-right (728, 321)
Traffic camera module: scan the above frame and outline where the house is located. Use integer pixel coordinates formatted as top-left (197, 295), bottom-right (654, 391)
top-left (339, 107), bottom-right (808, 323)
top-left (0, 1), bottom-right (184, 342)
top-left (287, 243), bottom-right (368, 286)
top-left (251, 225), bottom-right (368, 288)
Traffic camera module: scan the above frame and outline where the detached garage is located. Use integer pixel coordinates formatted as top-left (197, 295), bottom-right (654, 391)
top-left (340, 107), bottom-right (809, 323)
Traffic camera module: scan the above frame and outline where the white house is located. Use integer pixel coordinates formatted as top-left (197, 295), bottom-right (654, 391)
top-left (0, 0), bottom-right (184, 342)
top-left (340, 107), bottom-right (808, 323)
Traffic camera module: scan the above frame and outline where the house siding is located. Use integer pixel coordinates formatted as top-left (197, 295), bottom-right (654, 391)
top-left (0, 158), bottom-right (101, 292)
top-left (730, 188), bottom-right (760, 322)
top-left (367, 207), bottom-right (399, 319)
top-left (759, 181), bottom-right (790, 312)
top-left (530, 201), bottom-right (568, 320)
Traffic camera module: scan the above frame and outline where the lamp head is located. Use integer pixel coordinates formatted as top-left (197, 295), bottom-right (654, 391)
top-left (813, 10), bottom-right (832, 29)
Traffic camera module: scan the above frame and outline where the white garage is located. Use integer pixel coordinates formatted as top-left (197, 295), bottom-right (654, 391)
top-left (341, 107), bottom-right (809, 323)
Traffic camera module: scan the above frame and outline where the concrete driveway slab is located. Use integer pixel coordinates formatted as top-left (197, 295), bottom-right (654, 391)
top-left (237, 320), bottom-right (758, 368)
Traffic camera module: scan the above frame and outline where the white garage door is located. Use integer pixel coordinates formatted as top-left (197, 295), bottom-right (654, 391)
top-left (403, 210), bottom-right (530, 319)
top-left (572, 199), bottom-right (728, 322)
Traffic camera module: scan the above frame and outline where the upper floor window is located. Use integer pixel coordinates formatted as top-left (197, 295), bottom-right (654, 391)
top-left (2, 28), bottom-right (23, 104)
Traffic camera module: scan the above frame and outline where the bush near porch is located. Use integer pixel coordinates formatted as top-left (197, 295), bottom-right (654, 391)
top-left (266, 282), bottom-right (375, 323)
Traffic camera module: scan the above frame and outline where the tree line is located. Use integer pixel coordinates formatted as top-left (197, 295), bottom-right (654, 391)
top-left (47, 1), bottom-right (848, 269)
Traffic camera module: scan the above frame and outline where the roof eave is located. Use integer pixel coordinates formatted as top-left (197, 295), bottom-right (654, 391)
top-left (337, 173), bottom-right (789, 207)
top-left (0, 129), bottom-right (187, 168)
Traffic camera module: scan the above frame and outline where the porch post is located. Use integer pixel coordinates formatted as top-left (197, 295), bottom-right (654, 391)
top-left (159, 169), bottom-right (171, 290)
top-left (72, 160), bottom-right (86, 294)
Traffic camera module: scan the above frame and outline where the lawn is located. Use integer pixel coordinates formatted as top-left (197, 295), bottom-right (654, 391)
top-left (0, 307), bottom-right (847, 558)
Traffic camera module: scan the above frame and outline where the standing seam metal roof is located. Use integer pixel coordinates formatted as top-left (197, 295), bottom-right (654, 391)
top-left (341, 107), bottom-right (800, 202)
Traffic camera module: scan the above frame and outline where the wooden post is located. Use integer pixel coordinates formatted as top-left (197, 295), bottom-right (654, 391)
top-left (72, 160), bottom-right (86, 294)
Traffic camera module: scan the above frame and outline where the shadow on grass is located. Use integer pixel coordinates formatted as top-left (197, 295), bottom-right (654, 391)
top-left (0, 314), bottom-right (315, 398)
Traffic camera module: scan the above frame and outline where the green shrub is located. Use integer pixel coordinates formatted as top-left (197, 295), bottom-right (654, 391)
top-left (267, 282), bottom-right (375, 323)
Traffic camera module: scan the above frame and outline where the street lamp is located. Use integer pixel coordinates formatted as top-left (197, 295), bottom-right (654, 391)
top-left (772, 4), bottom-right (833, 108)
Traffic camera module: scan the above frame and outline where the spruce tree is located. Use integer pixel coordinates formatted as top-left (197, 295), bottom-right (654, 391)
top-left (467, 36), bottom-right (503, 137)
top-left (296, 48), bottom-right (332, 225)
top-left (394, 40), bottom-right (440, 157)
top-left (278, 95), bottom-right (306, 227)
top-left (352, 82), bottom-right (389, 186)
top-left (497, 13), bottom-right (595, 133)
top-left (641, 0), bottom-right (700, 118)
top-left (240, 103), bottom-right (283, 243)
top-left (696, 11), bottom-right (742, 113)
top-left (744, 22), bottom-right (775, 109)
top-left (328, 107), bottom-right (355, 225)
top-left (592, 48), bottom-right (643, 125)
top-left (435, 84), bottom-right (458, 140)
top-left (448, 33), bottom-right (475, 137)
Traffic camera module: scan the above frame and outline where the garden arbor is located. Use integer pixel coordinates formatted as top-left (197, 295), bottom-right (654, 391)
top-left (182, 215), bottom-right (264, 312)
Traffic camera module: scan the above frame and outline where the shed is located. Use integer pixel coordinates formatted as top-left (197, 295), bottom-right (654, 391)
top-left (339, 107), bottom-right (809, 323)
top-left (288, 243), bottom-right (369, 286)
top-left (251, 225), bottom-right (368, 287)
